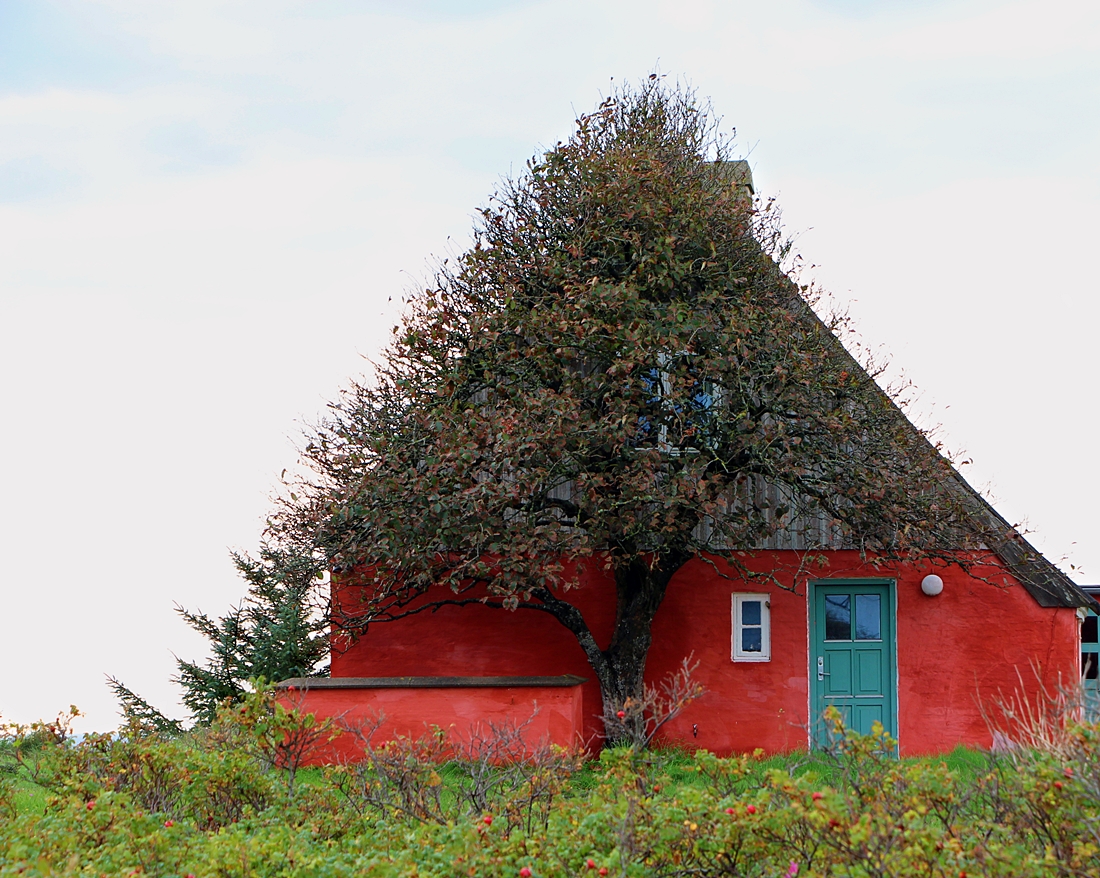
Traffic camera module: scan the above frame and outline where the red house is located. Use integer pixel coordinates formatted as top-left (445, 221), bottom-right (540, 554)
top-left (279, 161), bottom-right (1094, 759)
top-left (283, 476), bottom-right (1092, 760)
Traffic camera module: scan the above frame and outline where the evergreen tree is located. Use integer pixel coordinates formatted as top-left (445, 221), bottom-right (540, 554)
top-left (110, 543), bottom-right (327, 728)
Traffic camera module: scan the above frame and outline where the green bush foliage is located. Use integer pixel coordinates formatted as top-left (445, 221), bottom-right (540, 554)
top-left (2, 698), bottom-right (1099, 877)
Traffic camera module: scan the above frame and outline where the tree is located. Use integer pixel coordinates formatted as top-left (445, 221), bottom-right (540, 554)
top-left (281, 79), bottom-right (980, 743)
top-left (110, 543), bottom-right (328, 728)
top-left (172, 544), bottom-right (329, 725)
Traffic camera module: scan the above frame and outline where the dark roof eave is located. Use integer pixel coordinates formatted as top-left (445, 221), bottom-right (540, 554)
top-left (949, 471), bottom-right (1093, 609)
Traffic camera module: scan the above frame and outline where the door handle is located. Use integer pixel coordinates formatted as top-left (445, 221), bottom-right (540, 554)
top-left (817, 656), bottom-right (830, 681)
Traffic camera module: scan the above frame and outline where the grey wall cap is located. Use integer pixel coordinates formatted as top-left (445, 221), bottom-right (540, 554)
top-left (276, 675), bottom-right (587, 690)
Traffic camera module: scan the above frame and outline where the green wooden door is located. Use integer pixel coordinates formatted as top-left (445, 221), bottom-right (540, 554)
top-left (810, 581), bottom-right (896, 744)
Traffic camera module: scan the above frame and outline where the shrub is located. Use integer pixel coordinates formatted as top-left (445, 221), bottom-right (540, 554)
top-left (3, 700), bottom-right (1100, 878)
top-left (330, 709), bottom-right (582, 834)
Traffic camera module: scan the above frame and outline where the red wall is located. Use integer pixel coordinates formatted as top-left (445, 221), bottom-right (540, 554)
top-left (282, 683), bottom-right (584, 764)
top-left (328, 552), bottom-right (1079, 756)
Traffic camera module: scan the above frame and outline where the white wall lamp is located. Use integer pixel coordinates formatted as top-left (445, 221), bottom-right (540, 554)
top-left (921, 574), bottom-right (944, 596)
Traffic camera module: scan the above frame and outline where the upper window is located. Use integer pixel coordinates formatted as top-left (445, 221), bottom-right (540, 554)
top-left (732, 593), bottom-right (771, 662)
top-left (638, 353), bottom-right (724, 455)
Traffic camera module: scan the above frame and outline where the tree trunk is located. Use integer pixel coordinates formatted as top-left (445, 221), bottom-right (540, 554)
top-left (598, 552), bottom-right (688, 744)
top-left (533, 549), bottom-right (690, 746)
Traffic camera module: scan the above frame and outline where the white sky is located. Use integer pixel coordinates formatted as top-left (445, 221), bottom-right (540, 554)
top-left (1, 0), bottom-right (1098, 730)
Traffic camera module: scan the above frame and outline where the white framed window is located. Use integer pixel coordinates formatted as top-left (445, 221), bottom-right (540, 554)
top-left (640, 352), bottom-right (725, 456)
top-left (732, 593), bottom-right (771, 662)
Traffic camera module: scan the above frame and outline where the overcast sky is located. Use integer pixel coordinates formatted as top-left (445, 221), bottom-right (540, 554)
top-left (2, 0), bottom-right (1098, 731)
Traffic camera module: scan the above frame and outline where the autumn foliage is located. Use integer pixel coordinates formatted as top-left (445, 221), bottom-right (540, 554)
top-left (280, 79), bottom-right (977, 740)
top-left (3, 697), bottom-right (1100, 876)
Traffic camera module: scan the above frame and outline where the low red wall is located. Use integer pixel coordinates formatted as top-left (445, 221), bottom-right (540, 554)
top-left (278, 678), bottom-right (585, 764)
top-left (326, 552), bottom-right (1080, 757)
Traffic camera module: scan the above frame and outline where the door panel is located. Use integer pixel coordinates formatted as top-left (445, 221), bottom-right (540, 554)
top-left (856, 651), bottom-right (883, 695)
top-left (853, 703), bottom-right (883, 732)
top-left (825, 650), bottom-right (852, 695)
top-left (811, 581), bottom-right (896, 744)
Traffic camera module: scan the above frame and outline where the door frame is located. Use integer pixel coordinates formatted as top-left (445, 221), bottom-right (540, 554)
top-left (807, 578), bottom-right (899, 748)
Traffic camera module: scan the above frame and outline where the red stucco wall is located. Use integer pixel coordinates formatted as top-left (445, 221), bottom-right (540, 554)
top-left (282, 683), bottom-right (584, 764)
top-left (325, 552), bottom-right (1079, 757)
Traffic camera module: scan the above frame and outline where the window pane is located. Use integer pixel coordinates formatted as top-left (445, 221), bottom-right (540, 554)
top-left (742, 627), bottom-right (762, 652)
top-left (741, 600), bottom-right (762, 626)
top-left (1084, 615), bottom-right (1098, 644)
top-left (824, 595), bottom-right (851, 641)
top-left (855, 594), bottom-right (881, 640)
top-left (692, 384), bottom-right (715, 410)
top-left (1084, 652), bottom-right (1099, 681)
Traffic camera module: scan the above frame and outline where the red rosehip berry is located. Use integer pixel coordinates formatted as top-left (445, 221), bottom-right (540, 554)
top-left (519, 868), bottom-right (532, 878)
top-left (1054, 781), bottom-right (1063, 789)
top-left (725, 807), bottom-right (735, 815)
top-left (812, 792), bottom-right (823, 801)
top-left (599, 870), bottom-right (609, 877)
top-left (1064, 767), bottom-right (1074, 778)
top-left (746, 804), bottom-right (757, 814)
top-left (164, 820), bottom-right (174, 828)
top-left (616, 710), bottom-right (625, 719)
top-left (586, 860), bottom-right (596, 869)
top-left (86, 800), bottom-right (95, 810)
top-left (483, 815), bottom-right (493, 825)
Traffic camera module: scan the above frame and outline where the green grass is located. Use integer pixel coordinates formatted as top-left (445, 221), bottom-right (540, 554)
top-left (3, 771), bottom-right (49, 818)
top-left (925, 744), bottom-right (989, 781)
top-left (603, 744), bottom-right (989, 791)
top-left (5, 745), bottom-right (991, 818)
top-left (551, 744), bottom-right (989, 801)
top-left (1, 736), bottom-right (51, 817)
top-left (10, 776), bottom-right (47, 816)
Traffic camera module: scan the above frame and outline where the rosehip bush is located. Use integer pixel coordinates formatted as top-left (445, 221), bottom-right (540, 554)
top-left (2, 702), bottom-right (1100, 877)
